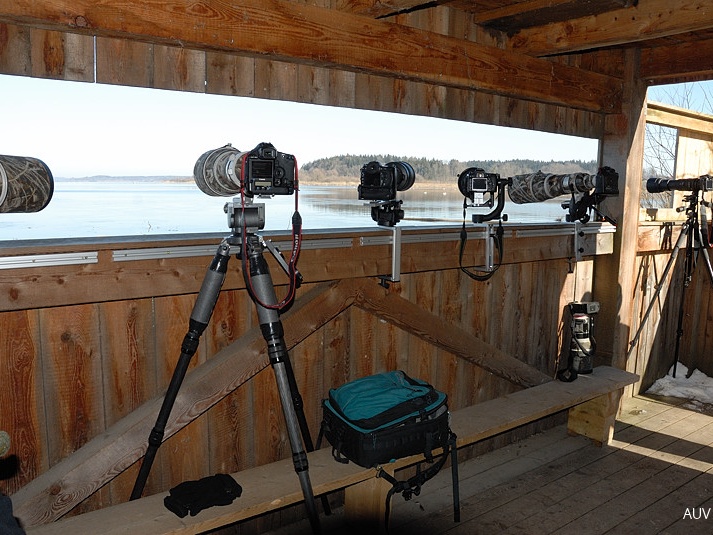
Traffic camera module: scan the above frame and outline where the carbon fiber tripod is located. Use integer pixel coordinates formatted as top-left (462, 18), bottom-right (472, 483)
top-left (130, 197), bottom-right (321, 534)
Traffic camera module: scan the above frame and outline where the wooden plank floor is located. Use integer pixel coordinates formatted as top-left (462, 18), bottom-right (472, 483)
top-left (266, 395), bottom-right (713, 535)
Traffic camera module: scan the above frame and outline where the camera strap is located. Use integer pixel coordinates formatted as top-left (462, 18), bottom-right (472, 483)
top-left (458, 199), bottom-right (504, 281)
top-left (239, 177), bottom-right (303, 312)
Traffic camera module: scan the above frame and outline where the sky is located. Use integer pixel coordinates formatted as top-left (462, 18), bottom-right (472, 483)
top-left (1, 75), bottom-right (712, 179)
top-left (0, 74), bottom-right (602, 178)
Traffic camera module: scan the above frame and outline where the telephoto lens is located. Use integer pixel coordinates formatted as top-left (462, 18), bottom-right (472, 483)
top-left (508, 171), bottom-right (595, 204)
top-left (0, 155), bottom-right (54, 213)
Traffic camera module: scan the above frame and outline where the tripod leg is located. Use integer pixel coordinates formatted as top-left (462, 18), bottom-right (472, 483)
top-left (246, 245), bottom-right (322, 534)
top-left (627, 222), bottom-right (689, 358)
top-left (672, 225), bottom-right (696, 379)
top-left (131, 242), bottom-right (231, 500)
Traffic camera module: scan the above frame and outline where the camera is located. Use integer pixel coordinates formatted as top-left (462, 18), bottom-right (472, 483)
top-left (646, 175), bottom-right (713, 194)
top-left (358, 160), bottom-right (415, 202)
top-left (193, 142), bottom-right (296, 197)
top-left (457, 167), bottom-right (501, 206)
top-left (595, 166), bottom-right (619, 196)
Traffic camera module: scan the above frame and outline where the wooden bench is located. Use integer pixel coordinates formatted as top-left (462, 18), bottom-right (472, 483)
top-left (25, 365), bottom-right (638, 535)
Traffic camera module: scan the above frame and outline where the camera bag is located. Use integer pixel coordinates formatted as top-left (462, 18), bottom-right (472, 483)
top-left (317, 370), bottom-right (459, 524)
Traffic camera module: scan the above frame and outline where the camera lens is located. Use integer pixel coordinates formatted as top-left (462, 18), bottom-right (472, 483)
top-left (387, 161), bottom-right (416, 192)
top-left (0, 155), bottom-right (54, 213)
top-left (193, 145), bottom-right (242, 197)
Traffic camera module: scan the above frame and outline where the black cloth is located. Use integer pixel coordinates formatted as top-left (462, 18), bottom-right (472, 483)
top-left (164, 474), bottom-right (242, 518)
top-left (0, 495), bottom-right (25, 535)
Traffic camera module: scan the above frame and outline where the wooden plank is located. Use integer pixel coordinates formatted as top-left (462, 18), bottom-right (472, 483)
top-left (98, 299), bottom-right (157, 503)
top-left (24, 366), bottom-right (638, 535)
top-left (646, 101), bottom-right (713, 136)
top-left (0, 310), bottom-right (45, 494)
top-left (153, 45), bottom-right (205, 93)
top-left (642, 37), bottom-right (713, 84)
top-left (594, 49), bottom-right (647, 372)
top-left (0, 22), bottom-right (30, 75)
top-left (0, 227), bottom-right (615, 313)
top-left (205, 51), bottom-right (255, 97)
top-left (38, 303), bottom-right (107, 516)
top-left (473, 0), bottom-right (629, 30)
top-left (567, 389), bottom-right (624, 445)
top-left (11, 279), bottom-right (357, 527)
top-left (508, 0), bottom-right (713, 56)
top-left (0, 0), bottom-right (622, 112)
top-left (30, 28), bottom-right (93, 81)
top-left (354, 281), bottom-right (553, 388)
top-left (95, 37), bottom-right (153, 87)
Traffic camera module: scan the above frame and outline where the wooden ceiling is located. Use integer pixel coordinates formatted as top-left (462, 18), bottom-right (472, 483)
top-left (343, 0), bottom-right (713, 81)
top-left (0, 0), bottom-right (711, 114)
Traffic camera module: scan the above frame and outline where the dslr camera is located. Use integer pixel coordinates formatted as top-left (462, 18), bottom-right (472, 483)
top-left (358, 160), bottom-right (416, 202)
top-left (193, 142), bottom-right (296, 197)
top-left (457, 167), bottom-right (501, 206)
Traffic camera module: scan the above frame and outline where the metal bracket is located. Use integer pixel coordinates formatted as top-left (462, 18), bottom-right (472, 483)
top-left (574, 221), bottom-right (584, 262)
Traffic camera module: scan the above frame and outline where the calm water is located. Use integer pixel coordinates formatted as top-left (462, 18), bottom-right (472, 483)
top-left (0, 182), bottom-right (567, 242)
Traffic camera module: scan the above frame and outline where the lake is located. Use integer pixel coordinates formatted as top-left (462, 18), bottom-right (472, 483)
top-left (0, 181), bottom-right (568, 242)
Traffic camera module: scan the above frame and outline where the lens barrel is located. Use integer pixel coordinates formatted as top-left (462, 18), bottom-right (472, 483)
top-left (646, 177), bottom-right (706, 193)
top-left (193, 145), bottom-right (242, 197)
top-left (508, 171), bottom-right (596, 204)
top-left (0, 155), bottom-right (54, 213)
top-left (387, 161), bottom-right (416, 192)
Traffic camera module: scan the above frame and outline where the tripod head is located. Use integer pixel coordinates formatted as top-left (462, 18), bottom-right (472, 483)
top-left (225, 196), bottom-right (265, 235)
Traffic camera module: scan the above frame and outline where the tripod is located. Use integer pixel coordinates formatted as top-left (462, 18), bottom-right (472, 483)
top-left (627, 190), bottom-right (713, 378)
top-left (130, 197), bottom-right (322, 534)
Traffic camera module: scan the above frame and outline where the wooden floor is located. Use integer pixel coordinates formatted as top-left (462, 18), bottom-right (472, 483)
top-left (267, 395), bottom-right (713, 535)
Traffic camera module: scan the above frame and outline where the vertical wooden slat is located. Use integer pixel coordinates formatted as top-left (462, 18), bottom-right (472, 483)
top-left (205, 51), bottom-right (255, 97)
top-left (153, 45), bottom-right (206, 93)
top-left (207, 289), bottom-right (256, 475)
top-left (39, 303), bottom-right (107, 515)
top-left (0, 310), bottom-right (44, 494)
top-left (30, 29), bottom-right (93, 82)
top-left (0, 23), bottom-right (30, 75)
top-left (99, 298), bottom-right (156, 503)
top-left (95, 37), bottom-right (153, 87)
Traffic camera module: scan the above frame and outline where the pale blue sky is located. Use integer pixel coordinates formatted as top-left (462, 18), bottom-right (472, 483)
top-left (0, 74), bottom-right (710, 178)
top-left (0, 74), bottom-right (602, 178)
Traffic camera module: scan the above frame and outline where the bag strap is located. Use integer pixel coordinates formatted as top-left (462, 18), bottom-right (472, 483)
top-left (377, 431), bottom-right (460, 529)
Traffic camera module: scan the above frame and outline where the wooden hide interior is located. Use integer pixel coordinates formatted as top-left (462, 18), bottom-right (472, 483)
top-left (1, 0), bottom-right (713, 531)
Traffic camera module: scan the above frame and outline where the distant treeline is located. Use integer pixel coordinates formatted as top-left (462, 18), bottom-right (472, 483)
top-left (299, 155), bottom-right (599, 184)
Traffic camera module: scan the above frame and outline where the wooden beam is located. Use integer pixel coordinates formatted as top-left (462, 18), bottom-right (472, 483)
top-left (0, 0), bottom-right (621, 112)
top-left (593, 48), bottom-right (647, 373)
top-left (11, 279), bottom-right (356, 527)
top-left (353, 282), bottom-right (553, 388)
top-left (641, 38), bottom-right (713, 84)
top-left (508, 0), bottom-right (713, 56)
top-left (473, 0), bottom-right (632, 31)
top-left (646, 101), bottom-right (713, 136)
top-left (336, 0), bottom-right (426, 18)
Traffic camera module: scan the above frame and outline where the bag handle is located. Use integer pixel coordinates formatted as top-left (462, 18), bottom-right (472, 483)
top-left (377, 431), bottom-right (459, 529)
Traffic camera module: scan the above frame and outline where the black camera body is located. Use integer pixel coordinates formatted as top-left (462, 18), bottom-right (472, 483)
top-left (237, 142), bottom-right (296, 197)
top-left (358, 161), bottom-right (415, 202)
top-left (595, 166), bottom-right (619, 196)
top-left (193, 142), bottom-right (296, 197)
top-left (457, 167), bottom-right (501, 206)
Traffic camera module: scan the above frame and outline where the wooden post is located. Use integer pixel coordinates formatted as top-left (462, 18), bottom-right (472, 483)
top-left (344, 466), bottom-right (393, 534)
top-left (567, 388), bottom-right (624, 445)
top-left (594, 48), bottom-right (647, 383)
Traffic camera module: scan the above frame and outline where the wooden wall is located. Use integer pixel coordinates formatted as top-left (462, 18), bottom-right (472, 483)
top-left (0, 225), bottom-right (602, 529)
